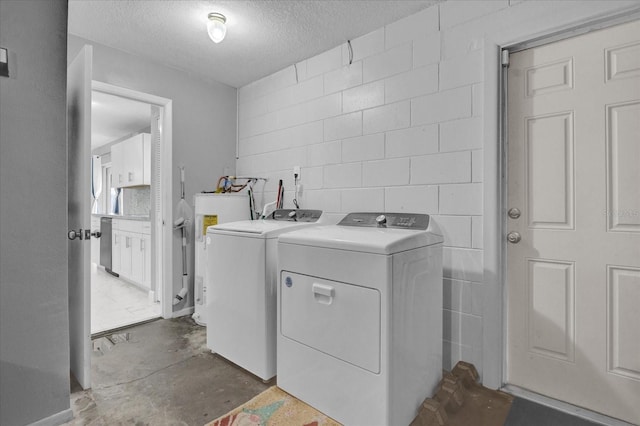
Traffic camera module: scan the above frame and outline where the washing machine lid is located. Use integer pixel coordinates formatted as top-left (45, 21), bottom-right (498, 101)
top-left (278, 212), bottom-right (444, 254)
top-left (207, 209), bottom-right (324, 238)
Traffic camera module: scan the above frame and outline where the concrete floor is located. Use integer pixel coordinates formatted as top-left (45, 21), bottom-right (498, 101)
top-left (65, 317), bottom-right (613, 426)
top-left (66, 317), bottom-right (269, 425)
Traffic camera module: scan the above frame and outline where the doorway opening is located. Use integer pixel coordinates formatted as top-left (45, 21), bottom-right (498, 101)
top-left (90, 81), bottom-right (173, 334)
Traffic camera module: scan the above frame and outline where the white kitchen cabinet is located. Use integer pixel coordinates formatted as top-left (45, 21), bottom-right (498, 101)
top-left (112, 219), bottom-right (151, 290)
top-left (111, 133), bottom-right (151, 188)
top-left (122, 135), bottom-right (144, 186)
top-left (110, 142), bottom-right (124, 188)
top-left (121, 233), bottom-right (133, 280)
top-left (130, 234), bottom-right (144, 285)
top-left (112, 226), bottom-right (122, 274)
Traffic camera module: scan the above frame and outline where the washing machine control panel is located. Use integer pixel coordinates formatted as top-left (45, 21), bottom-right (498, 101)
top-left (338, 212), bottom-right (430, 229)
top-left (272, 209), bottom-right (323, 222)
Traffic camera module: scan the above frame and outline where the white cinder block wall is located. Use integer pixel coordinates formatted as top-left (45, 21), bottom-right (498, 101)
top-left (238, 2), bottom-right (484, 373)
top-left (237, 0), bottom-right (640, 379)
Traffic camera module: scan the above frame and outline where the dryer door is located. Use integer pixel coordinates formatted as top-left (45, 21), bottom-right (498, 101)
top-left (280, 272), bottom-right (381, 373)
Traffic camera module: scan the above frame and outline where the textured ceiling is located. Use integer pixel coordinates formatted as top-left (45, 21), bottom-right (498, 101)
top-left (69, 0), bottom-right (443, 88)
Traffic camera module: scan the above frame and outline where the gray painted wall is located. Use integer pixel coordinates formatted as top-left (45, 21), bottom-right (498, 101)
top-left (68, 35), bottom-right (238, 310)
top-left (0, 0), bottom-right (73, 425)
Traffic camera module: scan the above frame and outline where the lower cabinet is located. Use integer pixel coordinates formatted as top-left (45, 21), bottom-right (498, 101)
top-left (112, 219), bottom-right (151, 290)
top-left (112, 229), bottom-right (122, 274)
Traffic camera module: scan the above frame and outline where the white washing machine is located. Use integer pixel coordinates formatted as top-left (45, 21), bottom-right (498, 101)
top-left (277, 212), bottom-right (443, 426)
top-left (193, 193), bottom-right (250, 326)
top-left (205, 209), bottom-right (332, 381)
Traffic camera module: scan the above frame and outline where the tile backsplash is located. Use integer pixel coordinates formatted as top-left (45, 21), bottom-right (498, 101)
top-left (123, 186), bottom-right (150, 216)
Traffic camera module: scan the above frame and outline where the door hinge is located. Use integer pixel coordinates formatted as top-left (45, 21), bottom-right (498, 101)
top-left (501, 50), bottom-right (510, 67)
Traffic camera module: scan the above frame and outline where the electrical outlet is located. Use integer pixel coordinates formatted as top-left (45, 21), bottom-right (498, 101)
top-left (293, 166), bottom-right (301, 179)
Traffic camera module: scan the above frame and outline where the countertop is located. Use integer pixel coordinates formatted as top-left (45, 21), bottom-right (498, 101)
top-left (92, 214), bottom-right (150, 222)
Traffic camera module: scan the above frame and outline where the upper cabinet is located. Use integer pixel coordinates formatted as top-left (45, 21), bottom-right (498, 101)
top-left (111, 133), bottom-right (151, 188)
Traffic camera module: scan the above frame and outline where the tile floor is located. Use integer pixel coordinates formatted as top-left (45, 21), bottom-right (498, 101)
top-left (91, 262), bottom-right (161, 334)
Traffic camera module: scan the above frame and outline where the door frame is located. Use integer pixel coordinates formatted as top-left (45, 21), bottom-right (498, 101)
top-left (484, 9), bottom-right (640, 422)
top-left (91, 81), bottom-right (174, 320)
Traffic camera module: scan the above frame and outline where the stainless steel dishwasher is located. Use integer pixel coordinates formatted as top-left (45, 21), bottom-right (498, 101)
top-left (100, 217), bottom-right (118, 276)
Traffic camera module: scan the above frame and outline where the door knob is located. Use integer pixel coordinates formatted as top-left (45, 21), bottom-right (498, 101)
top-left (508, 208), bottom-right (521, 219)
top-left (68, 229), bottom-right (83, 240)
top-left (507, 231), bottom-right (521, 244)
top-left (84, 229), bottom-right (102, 239)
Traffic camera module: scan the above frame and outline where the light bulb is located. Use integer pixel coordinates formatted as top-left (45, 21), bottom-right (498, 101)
top-left (207, 13), bottom-right (227, 44)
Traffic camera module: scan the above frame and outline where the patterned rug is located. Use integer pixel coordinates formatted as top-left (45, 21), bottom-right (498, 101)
top-left (207, 386), bottom-right (342, 426)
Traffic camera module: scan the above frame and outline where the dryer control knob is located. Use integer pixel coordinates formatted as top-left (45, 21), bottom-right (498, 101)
top-left (376, 214), bottom-right (387, 226)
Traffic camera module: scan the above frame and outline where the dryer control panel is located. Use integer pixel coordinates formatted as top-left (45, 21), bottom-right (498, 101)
top-left (338, 212), bottom-right (430, 229)
top-left (272, 209), bottom-right (323, 222)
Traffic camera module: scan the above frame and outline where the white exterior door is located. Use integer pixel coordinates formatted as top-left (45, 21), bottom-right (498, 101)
top-left (506, 20), bottom-right (640, 423)
top-left (68, 45), bottom-right (93, 389)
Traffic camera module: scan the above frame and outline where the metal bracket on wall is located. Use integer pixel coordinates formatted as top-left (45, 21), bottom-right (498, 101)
top-left (1, 48), bottom-right (9, 77)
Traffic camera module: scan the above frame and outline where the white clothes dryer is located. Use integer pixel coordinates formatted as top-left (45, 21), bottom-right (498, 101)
top-left (277, 212), bottom-right (443, 426)
top-left (205, 209), bottom-right (333, 381)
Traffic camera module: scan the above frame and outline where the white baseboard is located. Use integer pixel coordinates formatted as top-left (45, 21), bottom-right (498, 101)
top-left (172, 306), bottom-right (194, 318)
top-left (28, 408), bottom-right (73, 426)
top-left (501, 385), bottom-right (635, 426)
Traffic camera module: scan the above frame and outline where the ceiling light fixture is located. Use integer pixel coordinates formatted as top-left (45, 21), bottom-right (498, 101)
top-left (207, 13), bottom-right (227, 44)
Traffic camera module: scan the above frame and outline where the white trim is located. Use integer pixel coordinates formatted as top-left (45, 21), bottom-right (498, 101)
top-left (172, 306), bottom-right (194, 318)
top-left (27, 408), bottom-right (73, 426)
top-left (505, 7), bottom-right (640, 54)
top-left (92, 81), bottom-right (171, 108)
top-left (91, 80), bottom-right (173, 320)
top-left (502, 385), bottom-right (636, 426)
top-left (481, 41), bottom-right (504, 390)
top-left (160, 102), bottom-right (173, 319)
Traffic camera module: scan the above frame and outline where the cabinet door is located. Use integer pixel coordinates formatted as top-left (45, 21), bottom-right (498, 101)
top-left (111, 143), bottom-right (125, 188)
top-left (111, 133), bottom-right (149, 188)
top-left (131, 234), bottom-right (144, 285)
top-left (120, 232), bottom-right (133, 280)
top-left (112, 229), bottom-right (121, 274)
top-left (124, 135), bottom-right (144, 186)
